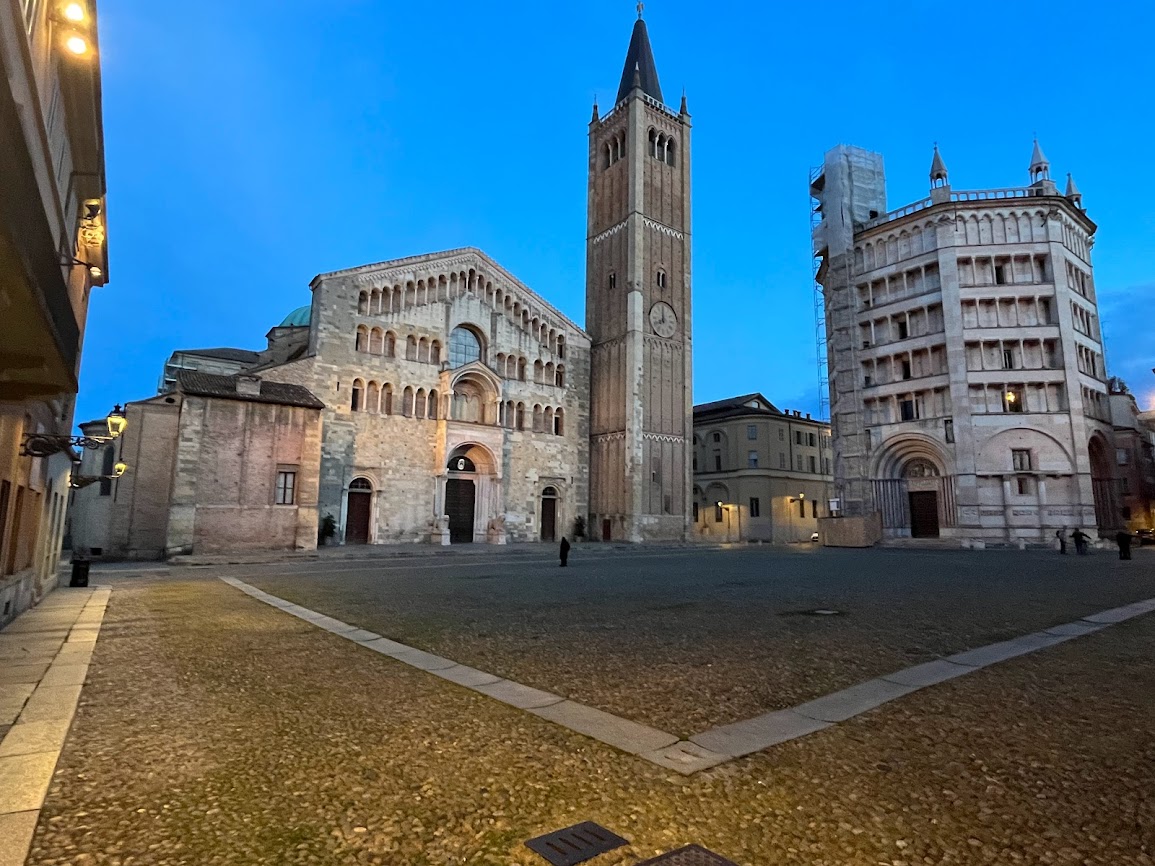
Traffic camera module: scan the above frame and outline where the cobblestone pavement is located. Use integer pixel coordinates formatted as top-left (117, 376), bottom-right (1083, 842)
top-left (234, 546), bottom-right (1155, 734)
top-left (24, 569), bottom-right (1154, 865)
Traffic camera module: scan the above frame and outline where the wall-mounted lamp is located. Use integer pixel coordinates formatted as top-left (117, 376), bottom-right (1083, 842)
top-left (22, 405), bottom-right (127, 457)
top-left (62, 256), bottom-right (103, 281)
top-left (70, 460), bottom-right (128, 489)
top-left (51, 2), bottom-right (94, 57)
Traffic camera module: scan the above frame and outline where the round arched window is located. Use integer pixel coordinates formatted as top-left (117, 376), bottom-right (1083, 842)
top-left (448, 326), bottom-right (482, 368)
top-left (448, 455), bottom-right (476, 472)
top-left (350, 477), bottom-right (373, 490)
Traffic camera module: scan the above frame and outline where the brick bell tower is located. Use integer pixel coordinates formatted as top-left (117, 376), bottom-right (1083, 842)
top-left (586, 7), bottom-right (692, 542)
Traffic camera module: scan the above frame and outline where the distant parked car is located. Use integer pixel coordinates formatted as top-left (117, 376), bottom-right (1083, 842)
top-left (810, 531), bottom-right (820, 543)
top-left (1134, 528), bottom-right (1155, 546)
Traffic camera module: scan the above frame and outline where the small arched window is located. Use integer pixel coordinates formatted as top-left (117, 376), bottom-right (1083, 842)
top-left (384, 331), bottom-right (396, 358)
top-left (533, 360), bottom-right (544, 384)
top-left (418, 337), bottom-right (429, 363)
top-left (516, 402), bottom-right (525, 431)
top-left (555, 365), bottom-right (565, 388)
top-left (351, 379), bottom-right (364, 412)
top-left (666, 140), bottom-right (677, 167)
top-left (402, 386), bottom-right (414, 417)
top-left (350, 477), bottom-right (372, 491)
top-left (358, 291), bottom-right (369, 315)
top-left (557, 336), bottom-right (565, 359)
top-left (554, 408), bottom-right (564, 436)
top-left (355, 326), bottom-right (368, 353)
top-left (415, 388), bottom-right (427, 419)
top-left (532, 404), bottom-right (544, 433)
top-left (430, 340), bottom-right (442, 365)
top-left (369, 328), bottom-right (383, 355)
top-left (656, 269), bottom-right (667, 289)
top-left (448, 326), bottom-right (482, 368)
top-left (517, 357), bottom-right (527, 382)
top-left (406, 335), bottom-right (418, 361)
top-left (382, 383), bottom-right (393, 415)
top-left (366, 381), bottom-right (380, 413)
top-left (428, 389), bottom-right (439, 420)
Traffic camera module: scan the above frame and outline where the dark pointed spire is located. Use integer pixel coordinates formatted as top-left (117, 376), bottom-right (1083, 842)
top-left (616, 16), bottom-right (664, 105)
top-left (591, 97), bottom-right (600, 123)
top-left (679, 89), bottom-right (688, 115)
top-left (929, 143), bottom-right (949, 186)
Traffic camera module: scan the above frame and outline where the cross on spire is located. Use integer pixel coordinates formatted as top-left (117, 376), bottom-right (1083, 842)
top-left (637, 2), bottom-right (644, 18)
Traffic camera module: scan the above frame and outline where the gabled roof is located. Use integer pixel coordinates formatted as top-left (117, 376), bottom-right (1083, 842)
top-left (175, 371), bottom-right (324, 410)
top-left (171, 347), bottom-right (261, 364)
top-left (616, 17), bottom-right (664, 105)
top-left (311, 246), bottom-right (589, 341)
top-left (694, 393), bottom-right (781, 419)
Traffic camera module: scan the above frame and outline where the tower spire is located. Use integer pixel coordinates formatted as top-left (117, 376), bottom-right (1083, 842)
top-left (1065, 172), bottom-right (1083, 208)
top-left (616, 13), bottom-right (664, 104)
top-left (1029, 138), bottom-right (1050, 182)
top-left (929, 143), bottom-right (949, 188)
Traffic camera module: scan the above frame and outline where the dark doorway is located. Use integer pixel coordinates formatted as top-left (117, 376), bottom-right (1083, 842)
top-left (909, 490), bottom-right (940, 538)
top-left (345, 479), bottom-right (372, 544)
top-left (540, 487), bottom-right (558, 542)
top-left (602, 518), bottom-right (611, 541)
top-left (446, 478), bottom-right (476, 543)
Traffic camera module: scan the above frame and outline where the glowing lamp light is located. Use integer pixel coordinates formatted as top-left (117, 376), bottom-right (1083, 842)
top-left (63, 2), bottom-right (86, 22)
top-left (88, 265), bottom-right (103, 280)
top-left (716, 501), bottom-right (723, 508)
top-left (65, 34), bottom-right (88, 55)
top-left (106, 405), bottom-right (128, 439)
top-left (1005, 391), bottom-right (1018, 403)
top-left (113, 461), bottom-right (127, 478)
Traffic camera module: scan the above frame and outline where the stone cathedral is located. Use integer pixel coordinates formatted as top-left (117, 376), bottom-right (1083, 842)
top-left (70, 12), bottom-right (693, 557)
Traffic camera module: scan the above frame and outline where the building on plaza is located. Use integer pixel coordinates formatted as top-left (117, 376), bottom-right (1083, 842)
top-left (811, 142), bottom-right (1118, 543)
top-left (156, 347), bottom-right (261, 394)
top-left (68, 12), bottom-right (690, 557)
top-left (1, 1), bottom-right (109, 623)
top-left (692, 394), bottom-right (833, 542)
top-left (1108, 383), bottom-right (1155, 531)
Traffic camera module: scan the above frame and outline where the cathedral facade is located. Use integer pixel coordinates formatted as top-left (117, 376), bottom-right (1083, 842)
top-left (69, 13), bottom-right (694, 556)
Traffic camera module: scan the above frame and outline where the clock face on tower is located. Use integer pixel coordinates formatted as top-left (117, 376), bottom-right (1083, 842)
top-left (649, 301), bottom-right (677, 338)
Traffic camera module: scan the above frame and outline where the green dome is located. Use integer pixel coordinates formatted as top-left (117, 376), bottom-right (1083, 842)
top-left (279, 305), bottom-right (311, 327)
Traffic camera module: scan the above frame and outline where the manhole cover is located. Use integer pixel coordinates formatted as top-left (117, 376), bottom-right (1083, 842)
top-left (637, 845), bottom-right (741, 865)
top-left (525, 821), bottom-right (628, 866)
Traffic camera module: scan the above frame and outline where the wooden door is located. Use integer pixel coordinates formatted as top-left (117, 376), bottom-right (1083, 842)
top-left (446, 479), bottom-right (476, 543)
top-left (540, 496), bottom-right (557, 542)
top-left (908, 491), bottom-right (940, 538)
top-left (601, 518), bottom-right (611, 541)
top-left (345, 491), bottom-right (371, 544)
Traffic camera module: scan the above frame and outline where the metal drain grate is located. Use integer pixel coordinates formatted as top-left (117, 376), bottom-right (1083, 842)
top-left (636, 844), bottom-right (741, 865)
top-left (525, 821), bottom-right (628, 866)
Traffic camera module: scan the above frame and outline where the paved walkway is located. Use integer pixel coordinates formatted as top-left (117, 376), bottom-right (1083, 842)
top-left (221, 575), bottom-right (1155, 774)
top-left (0, 586), bottom-right (110, 866)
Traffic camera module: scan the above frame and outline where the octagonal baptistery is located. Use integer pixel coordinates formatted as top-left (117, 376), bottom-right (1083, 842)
top-left (258, 248), bottom-right (591, 546)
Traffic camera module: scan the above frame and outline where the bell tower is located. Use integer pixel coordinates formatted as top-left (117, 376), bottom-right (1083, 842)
top-left (586, 8), bottom-right (692, 542)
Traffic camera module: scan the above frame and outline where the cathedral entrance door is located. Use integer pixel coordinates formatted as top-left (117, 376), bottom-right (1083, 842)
top-left (540, 487), bottom-right (558, 542)
top-left (446, 478), bottom-right (476, 543)
top-left (908, 490), bottom-right (940, 538)
top-left (345, 478), bottom-right (373, 544)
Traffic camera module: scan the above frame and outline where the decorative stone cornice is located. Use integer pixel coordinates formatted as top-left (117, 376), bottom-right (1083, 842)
top-left (643, 217), bottom-right (684, 240)
top-left (642, 432), bottom-right (685, 443)
top-left (591, 220), bottom-right (628, 245)
top-left (592, 431), bottom-right (627, 443)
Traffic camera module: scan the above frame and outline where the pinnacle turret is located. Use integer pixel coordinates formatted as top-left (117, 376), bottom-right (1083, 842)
top-left (1029, 139), bottom-right (1051, 182)
top-left (929, 144), bottom-right (949, 188)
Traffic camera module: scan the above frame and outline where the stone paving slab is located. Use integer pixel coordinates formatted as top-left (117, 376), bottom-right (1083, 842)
top-left (793, 678), bottom-right (920, 723)
top-left (344, 628), bottom-right (381, 642)
top-left (388, 647), bottom-right (458, 671)
top-left (429, 664), bottom-right (503, 688)
top-left (0, 751), bottom-right (57, 812)
top-left (946, 631), bottom-right (1073, 668)
top-left (52, 646), bottom-right (93, 665)
top-left (469, 679), bottom-right (565, 709)
top-left (0, 639), bottom-right (64, 660)
top-left (0, 720), bottom-right (71, 758)
top-left (529, 700), bottom-right (679, 755)
top-left (1082, 598), bottom-right (1155, 624)
top-left (691, 710), bottom-right (833, 758)
top-left (17, 684), bottom-right (82, 725)
top-left (38, 664), bottom-right (89, 688)
top-left (0, 664), bottom-right (50, 686)
top-left (1045, 620), bottom-right (1109, 637)
top-left (0, 684), bottom-right (35, 724)
top-left (361, 636), bottom-right (414, 655)
top-left (0, 810), bottom-right (39, 866)
top-left (640, 740), bottom-right (729, 774)
top-left (880, 659), bottom-right (974, 688)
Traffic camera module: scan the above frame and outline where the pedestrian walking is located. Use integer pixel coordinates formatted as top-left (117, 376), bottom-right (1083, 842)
top-left (1071, 528), bottom-right (1090, 555)
top-left (1116, 529), bottom-right (1133, 561)
top-left (559, 536), bottom-right (570, 567)
top-left (1055, 527), bottom-right (1068, 555)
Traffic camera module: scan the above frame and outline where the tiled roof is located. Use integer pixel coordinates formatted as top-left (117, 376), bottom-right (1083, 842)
top-left (176, 371), bottom-right (325, 409)
top-left (694, 393), bottom-right (781, 418)
top-left (174, 347), bottom-right (261, 364)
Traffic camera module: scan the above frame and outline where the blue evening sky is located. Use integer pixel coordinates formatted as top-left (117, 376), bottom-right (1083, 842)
top-left (78, 0), bottom-right (1155, 427)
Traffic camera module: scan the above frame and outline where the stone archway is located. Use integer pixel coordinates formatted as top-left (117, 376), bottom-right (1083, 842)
top-left (345, 477), bottom-right (373, 545)
top-left (440, 443), bottom-right (499, 544)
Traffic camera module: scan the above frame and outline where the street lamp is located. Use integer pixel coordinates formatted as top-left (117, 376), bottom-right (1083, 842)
top-left (70, 460), bottom-right (127, 490)
top-left (21, 405), bottom-right (128, 457)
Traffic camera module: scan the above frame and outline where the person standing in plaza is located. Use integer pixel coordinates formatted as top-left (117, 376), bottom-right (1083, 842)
top-left (1056, 527), bottom-right (1068, 554)
top-left (1116, 529), bottom-right (1133, 561)
top-left (1071, 528), bottom-right (1090, 555)
top-left (559, 536), bottom-right (570, 567)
